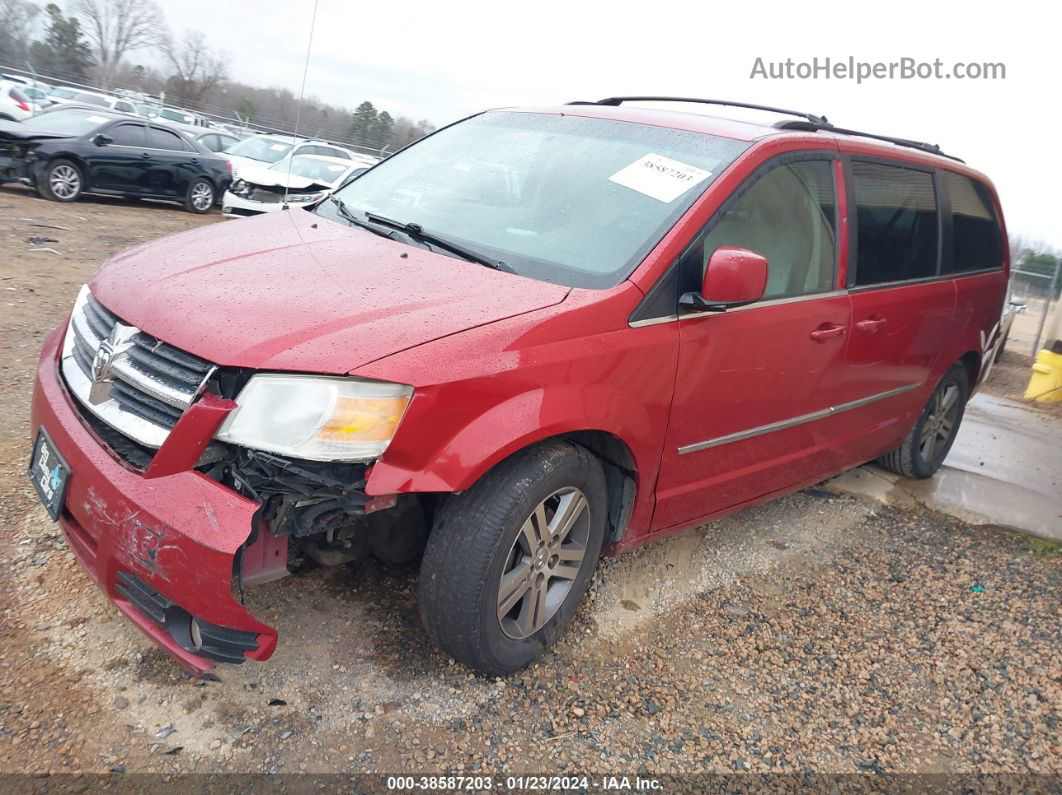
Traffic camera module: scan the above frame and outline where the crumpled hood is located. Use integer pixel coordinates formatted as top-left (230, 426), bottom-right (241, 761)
top-left (0, 119), bottom-right (70, 142)
top-left (233, 163), bottom-right (329, 192)
top-left (225, 154), bottom-right (274, 178)
top-left (90, 209), bottom-right (570, 374)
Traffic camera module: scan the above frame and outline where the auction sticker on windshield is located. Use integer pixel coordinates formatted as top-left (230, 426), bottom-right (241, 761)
top-left (608, 153), bottom-right (712, 203)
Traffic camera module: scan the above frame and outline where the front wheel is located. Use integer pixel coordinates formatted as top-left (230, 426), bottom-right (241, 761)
top-left (419, 441), bottom-right (607, 676)
top-left (38, 159), bottom-right (83, 202)
top-left (879, 362), bottom-right (969, 479)
top-left (184, 178), bottom-right (215, 213)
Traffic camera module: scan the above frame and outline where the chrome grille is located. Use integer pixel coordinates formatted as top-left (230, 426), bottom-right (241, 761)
top-left (60, 286), bottom-right (216, 448)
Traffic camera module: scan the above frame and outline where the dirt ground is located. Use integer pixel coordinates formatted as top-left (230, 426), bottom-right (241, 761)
top-left (0, 185), bottom-right (1059, 782)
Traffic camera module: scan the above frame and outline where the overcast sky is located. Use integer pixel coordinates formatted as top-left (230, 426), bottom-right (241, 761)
top-left (155, 0), bottom-right (1058, 250)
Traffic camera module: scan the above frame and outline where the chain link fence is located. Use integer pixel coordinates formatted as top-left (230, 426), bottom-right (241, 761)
top-left (1003, 258), bottom-right (1061, 359)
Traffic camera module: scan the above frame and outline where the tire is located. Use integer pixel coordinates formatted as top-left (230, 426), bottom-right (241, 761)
top-left (184, 178), bottom-right (215, 214)
top-left (878, 362), bottom-right (970, 479)
top-left (419, 440), bottom-right (607, 676)
top-left (38, 159), bottom-right (83, 202)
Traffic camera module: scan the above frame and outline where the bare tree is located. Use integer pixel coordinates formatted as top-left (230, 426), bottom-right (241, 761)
top-left (162, 29), bottom-right (228, 107)
top-left (0, 0), bottom-right (41, 65)
top-left (74, 0), bottom-right (164, 86)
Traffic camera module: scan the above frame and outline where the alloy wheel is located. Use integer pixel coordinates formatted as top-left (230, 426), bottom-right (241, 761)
top-left (191, 182), bottom-right (214, 211)
top-left (497, 487), bottom-right (590, 640)
top-left (49, 165), bottom-right (80, 199)
top-left (919, 379), bottom-right (961, 464)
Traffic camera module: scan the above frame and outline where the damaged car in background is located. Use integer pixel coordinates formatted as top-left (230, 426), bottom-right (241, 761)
top-left (0, 105), bottom-right (232, 212)
top-left (29, 98), bottom-right (1008, 676)
top-left (223, 154), bottom-right (372, 216)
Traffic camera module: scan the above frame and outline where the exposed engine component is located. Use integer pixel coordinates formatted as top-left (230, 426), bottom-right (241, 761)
top-left (223, 448), bottom-right (369, 537)
top-left (204, 447), bottom-right (429, 569)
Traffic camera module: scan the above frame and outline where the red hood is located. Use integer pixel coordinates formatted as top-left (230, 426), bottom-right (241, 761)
top-left (90, 210), bottom-right (570, 374)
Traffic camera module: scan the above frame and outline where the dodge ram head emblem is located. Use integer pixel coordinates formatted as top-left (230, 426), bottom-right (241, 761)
top-left (88, 322), bottom-right (138, 404)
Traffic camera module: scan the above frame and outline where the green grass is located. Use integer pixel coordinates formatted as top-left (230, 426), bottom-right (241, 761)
top-left (1024, 534), bottom-right (1062, 557)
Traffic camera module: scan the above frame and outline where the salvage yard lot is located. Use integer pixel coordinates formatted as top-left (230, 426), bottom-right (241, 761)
top-left (0, 185), bottom-right (1059, 777)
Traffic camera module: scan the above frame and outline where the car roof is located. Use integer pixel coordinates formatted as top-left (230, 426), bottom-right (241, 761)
top-left (40, 104), bottom-right (124, 118)
top-left (283, 154), bottom-right (355, 167)
top-left (501, 103), bottom-right (984, 175)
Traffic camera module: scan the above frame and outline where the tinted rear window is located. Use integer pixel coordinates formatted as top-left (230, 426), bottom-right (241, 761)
top-left (943, 172), bottom-right (1003, 272)
top-left (852, 161), bottom-right (939, 286)
top-left (147, 126), bottom-right (190, 151)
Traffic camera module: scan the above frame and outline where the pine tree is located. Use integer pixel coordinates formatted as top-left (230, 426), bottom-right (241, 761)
top-left (373, 111), bottom-right (394, 149)
top-left (349, 101), bottom-right (378, 146)
top-left (29, 4), bottom-right (95, 82)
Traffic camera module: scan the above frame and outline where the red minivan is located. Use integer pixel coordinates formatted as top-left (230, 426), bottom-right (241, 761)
top-left (29, 97), bottom-right (1008, 675)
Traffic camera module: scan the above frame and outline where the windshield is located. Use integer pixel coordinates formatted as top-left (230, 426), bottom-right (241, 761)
top-left (24, 108), bottom-right (110, 136)
top-left (226, 136), bottom-right (293, 163)
top-left (135, 103), bottom-right (159, 117)
top-left (50, 87), bottom-right (78, 99)
top-left (271, 156), bottom-right (351, 184)
top-left (321, 111), bottom-right (748, 288)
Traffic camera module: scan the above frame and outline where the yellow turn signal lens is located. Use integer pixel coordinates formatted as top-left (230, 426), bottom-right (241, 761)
top-left (316, 395), bottom-right (411, 443)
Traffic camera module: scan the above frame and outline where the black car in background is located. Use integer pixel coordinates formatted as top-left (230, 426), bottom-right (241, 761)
top-left (0, 106), bottom-right (232, 213)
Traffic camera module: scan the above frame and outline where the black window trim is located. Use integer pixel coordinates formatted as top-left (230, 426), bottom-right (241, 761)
top-left (629, 149), bottom-right (841, 325)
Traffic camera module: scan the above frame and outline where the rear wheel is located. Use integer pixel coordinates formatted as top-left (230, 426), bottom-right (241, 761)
top-left (184, 178), bottom-right (215, 213)
top-left (38, 159), bottom-right (83, 202)
top-left (419, 441), bottom-right (607, 676)
top-left (878, 362), bottom-right (969, 479)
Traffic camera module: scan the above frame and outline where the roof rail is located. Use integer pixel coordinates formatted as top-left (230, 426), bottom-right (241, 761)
top-left (566, 96), bottom-right (829, 126)
top-left (773, 119), bottom-right (964, 162)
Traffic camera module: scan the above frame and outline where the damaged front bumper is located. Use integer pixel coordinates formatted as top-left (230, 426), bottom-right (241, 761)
top-left (30, 328), bottom-right (278, 673)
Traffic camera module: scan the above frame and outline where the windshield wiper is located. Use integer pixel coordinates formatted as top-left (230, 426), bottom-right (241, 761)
top-left (324, 194), bottom-right (397, 241)
top-left (363, 212), bottom-right (513, 272)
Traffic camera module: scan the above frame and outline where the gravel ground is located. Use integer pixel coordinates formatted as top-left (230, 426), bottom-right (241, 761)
top-left (0, 187), bottom-right (1059, 782)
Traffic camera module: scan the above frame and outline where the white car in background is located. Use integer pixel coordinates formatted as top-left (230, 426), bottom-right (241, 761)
top-left (47, 86), bottom-right (110, 108)
top-left (0, 80), bottom-right (36, 121)
top-left (222, 133), bottom-right (361, 176)
top-left (222, 154), bottom-right (371, 216)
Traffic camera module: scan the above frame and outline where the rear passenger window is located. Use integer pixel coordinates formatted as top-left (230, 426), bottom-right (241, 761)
top-left (943, 172), bottom-right (1003, 272)
top-left (701, 159), bottom-right (837, 299)
top-left (852, 162), bottom-right (938, 285)
top-left (147, 127), bottom-right (190, 151)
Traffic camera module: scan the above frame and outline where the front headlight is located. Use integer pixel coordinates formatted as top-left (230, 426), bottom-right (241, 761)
top-left (215, 374), bottom-right (413, 462)
top-left (230, 179), bottom-right (250, 196)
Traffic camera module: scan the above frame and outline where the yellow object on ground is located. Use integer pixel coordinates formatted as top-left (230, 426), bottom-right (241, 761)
top-left (1024, 349), bottom-right (1062, 403)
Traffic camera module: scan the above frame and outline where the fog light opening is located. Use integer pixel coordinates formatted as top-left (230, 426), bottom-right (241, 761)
top-left (189, 617), bottom-right (204, 650)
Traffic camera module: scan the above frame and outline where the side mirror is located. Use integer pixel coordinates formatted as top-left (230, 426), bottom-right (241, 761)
top-left (680, 246), bottom-right (769, 312)
top-left (91, 133), bottom-right (113, 147)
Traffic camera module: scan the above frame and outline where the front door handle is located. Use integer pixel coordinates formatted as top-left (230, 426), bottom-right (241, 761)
top-left (855, 317), bottom-right (887, 334)
top-left (810, 323), bottom-right (846, 342)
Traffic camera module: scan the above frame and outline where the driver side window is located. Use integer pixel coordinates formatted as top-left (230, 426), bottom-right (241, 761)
top-left (701, 159), bottom-right (837, 299)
